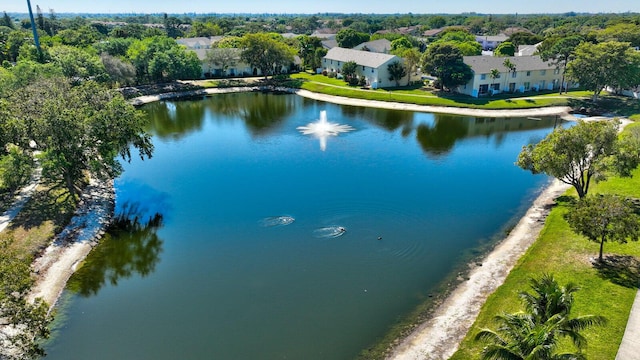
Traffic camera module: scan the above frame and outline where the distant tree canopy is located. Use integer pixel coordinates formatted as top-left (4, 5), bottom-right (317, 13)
top-left (506, 31), bottom-right (543, 47)
top-left (127, 36), bottom-right (202, 83)
top-left (336, 28), bottom-right (370, 48)
top-left (494, 41), bottom-right (516, 56)
top-left (431, 29), bottom-right (482, 56)
top-left (49, 45), bottom-right (108, 83)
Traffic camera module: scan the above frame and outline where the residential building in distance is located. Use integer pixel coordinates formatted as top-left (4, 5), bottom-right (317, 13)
top-left (353, 39), bottom-right (392, 54)
top-left (176, 36), bottom-right (223, 49)
top-left (516, 42), bottom-right (542, 56)
top-left (475, 34), bottom-right (509, 51)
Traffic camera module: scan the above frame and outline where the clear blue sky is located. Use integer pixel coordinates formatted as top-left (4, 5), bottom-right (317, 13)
top-left (4, 0), bottom-right (639, 14)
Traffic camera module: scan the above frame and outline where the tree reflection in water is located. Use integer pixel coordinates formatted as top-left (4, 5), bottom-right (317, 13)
top-left (144, 100), bottom-right (206, 140)
top-left (66, 203), bottom-right (164, 297)
top-left (416, 116), bottom-right (470, 157)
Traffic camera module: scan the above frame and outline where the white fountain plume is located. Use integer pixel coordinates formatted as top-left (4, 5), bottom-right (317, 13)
top-left (297, 110), bottom-right (354, 151)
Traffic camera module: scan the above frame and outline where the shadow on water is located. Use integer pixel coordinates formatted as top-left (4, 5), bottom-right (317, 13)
top-left (594, 255), bottom-right (640, 289)
top-left (66, 203), bottom-right (164, 297)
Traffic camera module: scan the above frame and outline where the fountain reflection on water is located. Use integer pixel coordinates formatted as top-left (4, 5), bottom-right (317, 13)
top-left (297, 110), bottom-right (354, 151)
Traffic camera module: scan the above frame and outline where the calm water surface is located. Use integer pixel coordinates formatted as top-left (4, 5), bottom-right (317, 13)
top-left (45, 93), bottom-right (560, 359)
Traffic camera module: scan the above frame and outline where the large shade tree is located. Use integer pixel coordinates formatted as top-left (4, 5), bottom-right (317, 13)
top-left (240, 33), bottom-right (295, 79)
top-left (3, 76), bottom-right (154, 200)
top-left (516, 120), bottom-right (631, 199)
top-left (566, 41), bottom-right (640, 101)
top-left (565, 194), bottom-right (640, 262)
top-left (421, 43), bottom-right (473, 91)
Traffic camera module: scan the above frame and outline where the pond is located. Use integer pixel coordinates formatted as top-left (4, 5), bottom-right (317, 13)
top-left (44, 93), bottom-right (561, 359)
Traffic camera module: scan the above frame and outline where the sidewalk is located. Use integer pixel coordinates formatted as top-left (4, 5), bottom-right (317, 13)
top-left (616, 289), bottom-right (640, 360)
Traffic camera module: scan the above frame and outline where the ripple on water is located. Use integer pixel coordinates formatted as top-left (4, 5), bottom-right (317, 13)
top-left (313, 226), bottom-right (347, 238)
top-left (259, 216), bottom-right (295, 227)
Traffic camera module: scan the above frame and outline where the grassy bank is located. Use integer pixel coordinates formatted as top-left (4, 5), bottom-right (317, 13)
top-left (451, 123), bottom-right (640, 359)
top-left (291, 73), bottom-right (579, 110)
top-left (0, 185), bottom-right (76, 259)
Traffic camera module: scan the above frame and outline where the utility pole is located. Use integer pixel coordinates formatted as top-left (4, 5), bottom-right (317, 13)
top-left (26, 0), bottom-right (43, 59)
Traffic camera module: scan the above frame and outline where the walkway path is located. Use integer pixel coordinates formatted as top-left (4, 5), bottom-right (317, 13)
top-left (617, 289), bottom-right (640, 359)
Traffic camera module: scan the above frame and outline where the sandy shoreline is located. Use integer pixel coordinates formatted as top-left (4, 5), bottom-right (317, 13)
top-left (28, 178), bottom-right (115, 310)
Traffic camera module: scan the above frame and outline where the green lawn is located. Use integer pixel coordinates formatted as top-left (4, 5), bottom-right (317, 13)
top-left (451, 125), bottom-right (640, 360)
top-left (292, 73), bottom-right (584, 110)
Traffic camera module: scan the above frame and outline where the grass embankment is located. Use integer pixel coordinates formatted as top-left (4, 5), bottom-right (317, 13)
top-left (291, 73), bottom-right (582, 110)
top-left (451, 123), bottom-right (640, 360)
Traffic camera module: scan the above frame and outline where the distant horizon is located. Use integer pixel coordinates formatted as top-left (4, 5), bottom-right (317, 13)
top-left (2, 0), bottom-right (638, 16)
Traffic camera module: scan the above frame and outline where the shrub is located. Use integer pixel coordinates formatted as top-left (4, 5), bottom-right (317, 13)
top-left (347, 76), bottom-right (360, 86)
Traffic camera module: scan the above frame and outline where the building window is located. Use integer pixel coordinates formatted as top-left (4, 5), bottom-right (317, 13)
top-left (526, 71), bottom-right (531, 76)
top-left (479, 84), bottom-right (489, 94)
top-left (540, 70), bottom-right (546, 75)
top-left (524, 82), bottom-right (530, 90)
top-left (480, 74), bottom-right (486, 80)
top-left (554, 68), bottom-right (560, 75)
top-left (371, 68), bottom-right (374, 73)
top-left (362, 66), bottom-right (366, 71)
top-left (490, 83), bottom-right (500, 91)
top-left (511, 72), bottom-right (517, 78)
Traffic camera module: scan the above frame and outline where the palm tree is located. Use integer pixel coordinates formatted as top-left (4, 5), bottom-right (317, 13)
top-left (520, 274), bottom-right (577, 323)
top-left (475, 274), bottom-right (606, 360)
top-left (476, 313), bottom-right (585, 360)
top-left (502, 58), bottom-right (516, 92)
top-left (489, 68), bottom-right (501, 94)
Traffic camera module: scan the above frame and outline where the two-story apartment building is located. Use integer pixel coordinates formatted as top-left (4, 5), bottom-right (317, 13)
top-left (322, 47), bottom-right (407, 88)
top-left (456, 55), bottom-right (567, 97)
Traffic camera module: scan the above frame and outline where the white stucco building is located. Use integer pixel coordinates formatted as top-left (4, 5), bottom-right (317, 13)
top-left (456, 55), bottom-right (568, 97)
top-left (322, 47), bottom-right (407, 88)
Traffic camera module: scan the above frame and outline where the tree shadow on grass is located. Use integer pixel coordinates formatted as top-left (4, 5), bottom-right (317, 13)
top-left (555, 195), bottom-right (577, 206)
top-left (594, 255), bottom-right (640, 289)
top-left (7, 189), bottom-right (75, 232)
